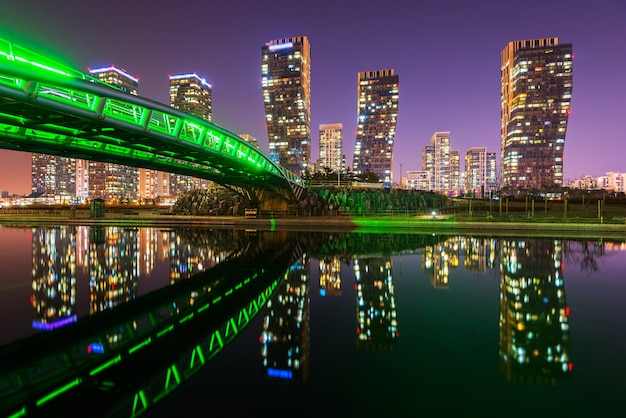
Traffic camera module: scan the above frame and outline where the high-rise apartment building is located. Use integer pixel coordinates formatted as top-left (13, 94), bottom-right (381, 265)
top-left (352, 69), bottom-right (399, 187)
top-left (75, 159), bottom-right (89, 199)
top-left (31, 154), bottom-right (75, 200)
top-left (169, 73), bottom-right (212, 122)
top-left (318, 123), bottom-right (344, 173)
top-left (261, 36), bottom-right (311, 176)
top-left (88, 66), bottom-right (139, 95)
top-left (239, 134), bottom-right (260, 149)
top-left (423, 132), bottom-right (453, 195)
top-left (465, 147), bottom-right (497, 197)
top-left (168, 72), bottom-right (213, 197)
top-left (88, 65), bottom-right (140, 202)
top-left (500, 38), bottom-right (573, 189)
top-left (450, 150), bottom-right (461, 196)
top-left (422, 144), bottom-right (435, 191)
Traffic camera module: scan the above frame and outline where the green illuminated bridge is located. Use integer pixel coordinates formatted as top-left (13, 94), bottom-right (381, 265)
top-left (0, 37), bottom-right (305, 201)
top-left (0, 232), bottom-right (300, 418)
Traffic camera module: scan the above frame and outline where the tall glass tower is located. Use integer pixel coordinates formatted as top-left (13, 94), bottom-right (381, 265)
top-left (318, 123), bottom-right (344, 173)
top-left (168, 73), bottom-right (213, 196)
top-left (88, 65), bottom-right (140, 203)
top-left (169, 73), bottom-right (212, 122)
top-left (352, 69), bottom-right (399, 187)
top-left (261, 36), bottom-right (311, 176)
top-left (500, 38), bottom-right (573, 190)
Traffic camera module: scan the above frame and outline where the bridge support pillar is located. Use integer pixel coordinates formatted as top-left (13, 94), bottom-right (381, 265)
top-left (256, 190), bottom-right (290, 212)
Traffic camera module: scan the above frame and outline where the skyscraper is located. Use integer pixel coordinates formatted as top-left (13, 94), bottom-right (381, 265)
top-left (465, 147), bottom-right (497, 197)
top-left (169, 73), bottom-right (212, 122)
top-left (88, 65), bottom-right (139, 95)
top-left (168, 72), bottom-right (213, 196)
top-left (352, 69), bottom-right (399, 187)
top-left (261, 36), bottom-right (311, 176)
top-left (88, 65), bottom-right (140, 202)
top-left (425, 131), bottom-right (452, 195)
top-left (450, 150), bottom-right (461, 196)
top-left (31, 154), bottom-right (75, 200)
top-left (318, 123), bottom-right (344, 173)
top-left (500, 38), bottom-right (573, 189)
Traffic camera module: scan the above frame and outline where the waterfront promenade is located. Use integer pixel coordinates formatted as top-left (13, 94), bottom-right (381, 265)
top-left (1, 207), bottom-right (625, 239)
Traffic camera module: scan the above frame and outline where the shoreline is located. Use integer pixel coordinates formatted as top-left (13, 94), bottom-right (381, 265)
top-left (1, 213), bottom-right (625, 239)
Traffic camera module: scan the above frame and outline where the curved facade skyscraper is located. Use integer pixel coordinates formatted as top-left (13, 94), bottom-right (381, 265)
top-left (261, 36), bottom-right (311, 176)
top-left (352, 69), bottom-right (399, 187)
top-left (500, 38), bottom-right (573, 190)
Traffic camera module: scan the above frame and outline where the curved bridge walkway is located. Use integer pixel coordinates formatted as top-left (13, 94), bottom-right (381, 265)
top-left (0, 37), bottom-right (304, 201)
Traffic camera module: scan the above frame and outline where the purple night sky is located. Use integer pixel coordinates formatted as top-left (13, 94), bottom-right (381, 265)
top-left (0, 0), bottom-right (624, 195)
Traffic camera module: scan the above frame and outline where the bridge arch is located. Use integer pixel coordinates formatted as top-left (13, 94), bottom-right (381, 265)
top-left (0, 36), bottom-right (305, 202)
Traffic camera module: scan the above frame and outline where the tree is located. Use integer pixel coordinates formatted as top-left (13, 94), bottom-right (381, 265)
top-left (357, 169), bottom-right (381, 183)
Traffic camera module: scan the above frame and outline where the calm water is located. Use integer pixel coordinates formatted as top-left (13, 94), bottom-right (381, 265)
top-left (0, 224), bottom-right (624, 417)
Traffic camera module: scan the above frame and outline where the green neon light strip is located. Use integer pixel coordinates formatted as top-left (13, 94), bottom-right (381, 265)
top-left (238, 308), bottom-right (250, 324)
top-left (212, 296), bottom-right (222, 304)
top-left (179, 312), bottom-right (194, 324)
top-left (225, 318), bottom-right (239, 338)
top-left (132, 390), bottom-right (149, 416)
top-left (198, 303), bottom-right (210, 313)
top-left (195, 345), bottom-right (206, 365)
top-left (209, 330), bottom-right (224, 352)
top-left (225, 289), bottom-right (234, 297)
top-left (156, 325), bottom-right (174, 338)
top-left (128, 337), bottom-right (152, 354)
top-left (36, 378), bottom-right (82, 406)
top-left (7, 407), bottom-right (26, 418)
top-left (89, 355), bottom-right (122, 376)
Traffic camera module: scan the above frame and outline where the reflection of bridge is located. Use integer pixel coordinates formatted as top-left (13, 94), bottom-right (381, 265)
top-left (0, 231), bottom-right (301, 418)
top-left (0, 37), bottom-right (304, 202)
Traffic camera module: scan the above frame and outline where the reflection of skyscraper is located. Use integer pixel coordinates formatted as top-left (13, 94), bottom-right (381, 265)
top-left (168, 231), bottom-right (225, 283)
top-left (500, 38), bottom-right (573, 189)
top-left (352, 69), bottom-right (399, 187)
top-left (262, 36), bottom-right (311, 176)
top-left (31, 227), bottom-right (77, 330)
top-left (88, 65), bottom-right (140, 202)
top-left (319, 257), bottom-right (342, 296)
top-left (261, 256), bottom-right (310, 382)
top-left (499, 239), bottom-right (572, 384)
top-left (422, 237), bottom-right (460, 289)
top-left (354, 256), bottom-right (398, 350)
top-left (463, 237), bottom-right (497, 273)
top-left (137, 228), bottom-right (158, 278)
top-left (75, 225), bottom-right (91, 273)
top-left (89, 227), bottom-right (139, 313)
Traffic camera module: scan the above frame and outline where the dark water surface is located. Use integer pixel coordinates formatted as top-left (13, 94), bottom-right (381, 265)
top-left (0, 224), bottom-right (624, 417)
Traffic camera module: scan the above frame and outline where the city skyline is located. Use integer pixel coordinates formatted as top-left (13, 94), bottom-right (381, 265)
top-left (0, 0), bottom-right (624, 194)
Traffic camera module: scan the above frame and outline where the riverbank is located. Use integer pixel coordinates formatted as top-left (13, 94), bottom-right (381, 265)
top-left (1, 211), bottom-right (625, 239)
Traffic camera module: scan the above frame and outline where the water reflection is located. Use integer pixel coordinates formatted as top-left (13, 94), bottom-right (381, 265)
top-left (499, 239), bottom-right (571, 384)
top-left (0, 225), bottom-right (623, 417)
top-left (354, 255), bottom-right (398, 350)
top-left (32, 227), bottom-right (77, 330)
top-left (262, 256), bottom-right (311, 382)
